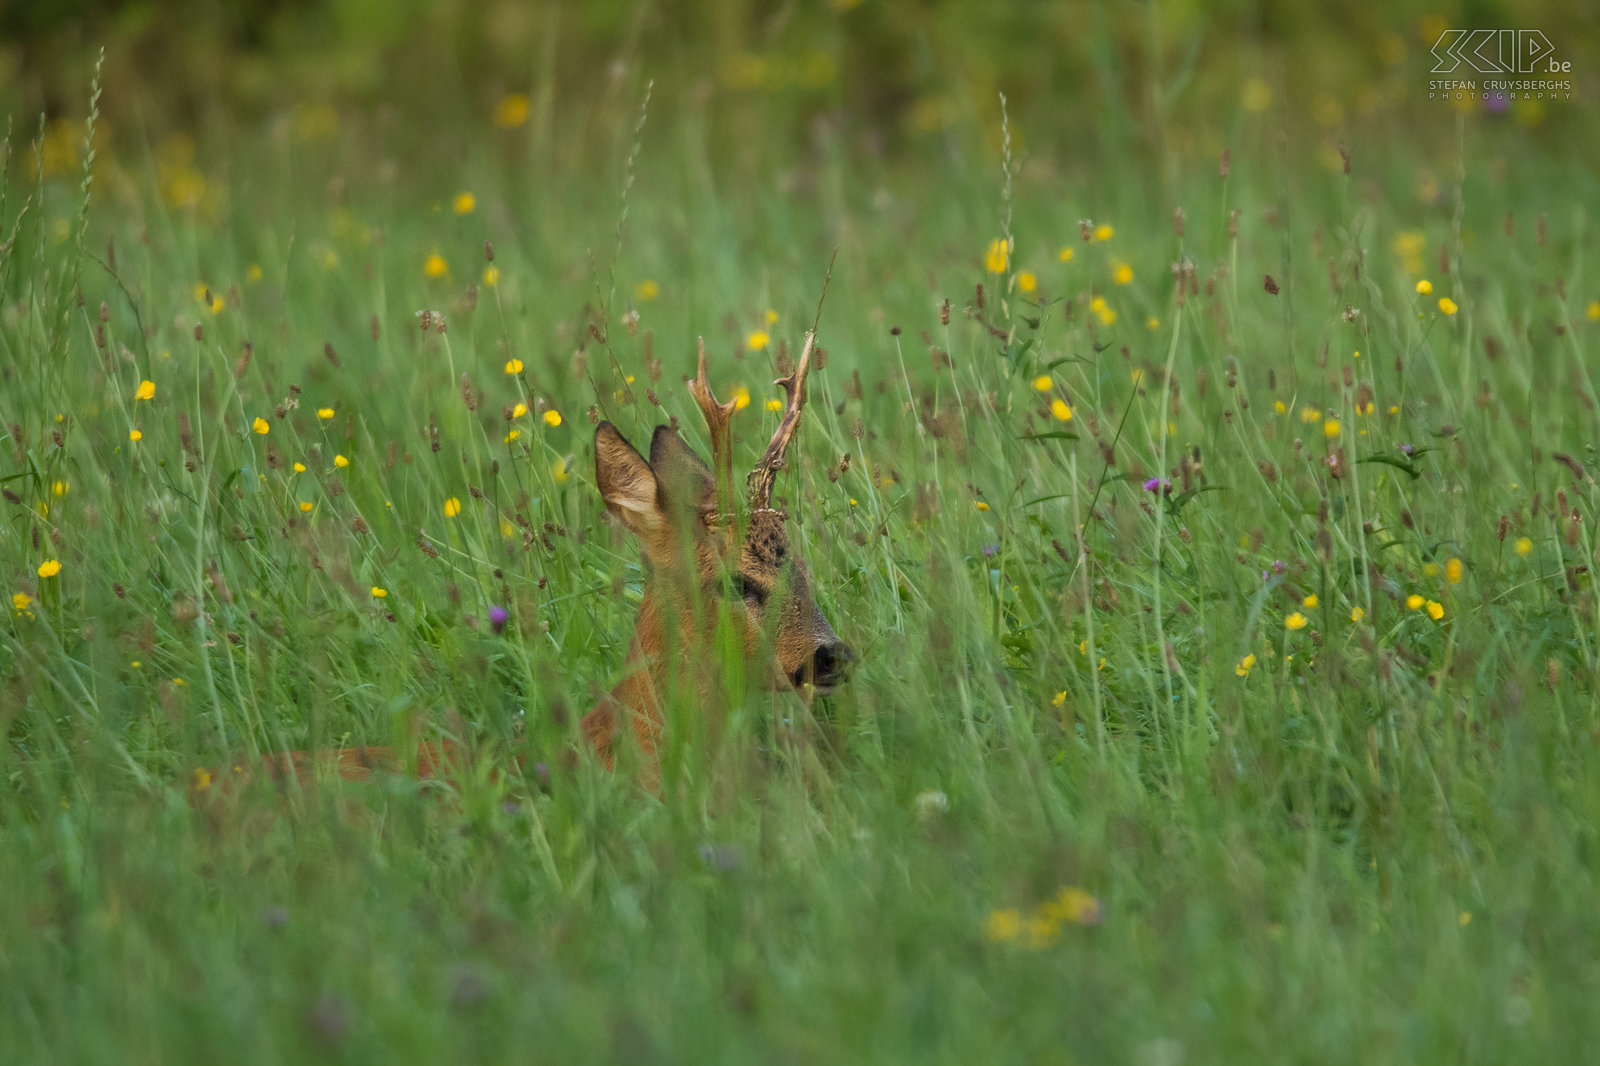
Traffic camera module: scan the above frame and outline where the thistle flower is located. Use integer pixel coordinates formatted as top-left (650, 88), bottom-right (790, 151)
top-left (489, 605), bottom-right (509, 634)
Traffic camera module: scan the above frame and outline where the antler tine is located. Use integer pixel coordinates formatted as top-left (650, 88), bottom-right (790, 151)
top-left (688, 336), bottom-right (738, 519)
top-left (747, 328), bottom-right (816, 511)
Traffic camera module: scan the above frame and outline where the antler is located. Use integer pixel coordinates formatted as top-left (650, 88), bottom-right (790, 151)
top-left (688, 336), bottom-right (738, 519)
top-left (747, 328), bottom-right (816, 511)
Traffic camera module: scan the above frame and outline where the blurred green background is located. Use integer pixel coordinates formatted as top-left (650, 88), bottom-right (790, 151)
top-left (6, 0), bottom-right (1597, 191)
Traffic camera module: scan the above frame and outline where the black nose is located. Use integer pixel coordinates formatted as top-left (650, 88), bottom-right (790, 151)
top-left (811, 641), bottom-right (856, 688)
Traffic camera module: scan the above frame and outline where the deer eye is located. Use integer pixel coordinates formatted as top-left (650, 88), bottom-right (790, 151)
top-left (732, 574), bottom-right (768, 607)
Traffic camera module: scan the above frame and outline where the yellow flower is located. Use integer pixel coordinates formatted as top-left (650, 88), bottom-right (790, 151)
top-left (975, 501), bottom-right (990, 512)
top-left (552, 458), bottom-right (569, 483)
top-left (298, 501), bottom-right (313, 513)
top-left (543, 409), bottom-right (562, 427)
top-left (983, 908), bottom-right (1022, 942)
top-left (293, 462), bottom-right (306, 473)
top-left (1587, 301), bottom-right (1600, 321)
top-left (1112, 261), bottom-right (1133, 285)
top-left (192, 768), bottom-right (210, 791)
top-left (733, 385), bottom-right (751, 411)
top-left (1445, 557), bottom-right (1462, 584)
top-left (129, 429), bottom-right (142, 442)
top-left (334, 454), bottom-right (349, 468)
top-left (1241, 78), bottom-right (1271, 112)
top-left (1515, 536), bottom-right (1533, 557)
top-left (424, 252), bottom-right (448, 279)
top-left (247, 263), bottom-right (263, 282)
top-left (13, 592), bottom-right (32, 611)
top-left (500, 520), bottom-right (515, 537)
top-left (135, 379), bottom-right (156, 401)
top-left (1274, 400), bottom-right (1287, 414)
top-left (1285, 612), bottom-right (1308, 630)
top-left (513, 402), bottom-right (528, 418)
top-left (766, 398), bottom-right (783, 412)
top-left (1093, 224), bottom-right (1114, 241)
top-left (1235, 653), bottom-right (1257, 677)
top-left (1051, 691), bottom-right (1067, 707)
top-left (452, 192), bottom-right (476, 215)
top-left (1355, 400), bottom-right (1373, 415)
top-left (1302, 594), bottom-right (1318, 608)
top-left (984, 237), bottom-right (1010, 274)
top-left (764, 309), bottom-right (779, 325)
top-left (1024, 915), bottom-right (1061, 950)
top-left (1050, 399), bottom-right (1073, 422)
top-left (1324, 419), bottom-right (1341, 438)
top-left (252, 417), bottom-right (270, 435)
top-left (635, 279), bottom-right (660, 301)
top-left (1438, 296), bottom-right (1458, 315)
top-left (1426, 600), bottom-right (1445, 621)
top-left (1042, 886), bottom-right (1102, 926)
top-left (1033, 375), bottom-right (1053, 392)
top-left (1415, 279), bottom-right (1433, 295)
top-left (371, 587), bottom-right (387, 598)
top-left (494, 93), bottom-right (531, 128)
top-left (1146, 316), bottom-right (1160, 331)
top-left (746, 330), bottom-right (770, 351)
top-left (38, 560), bottom-right (62, 578)
top-left (1300, 406), bottom-right (1322, 423)
top-left (51, 480), bottom-right (67, 497)
top-left (1406, 594), bottom-right (1425, 610)
top-left (848, 498), bottom-right (857, 507)
top-left (1423, 562), bottom-right (1439, 578)
top-left (505, 358), bottom-right (524, 375)
top-left (1016, 271), bottom-right (1037, 294)
top-left (443, 497), bottom-right (462, 517)
top-left (317, 407), bottom-right (335, 420)
top-left (505, 429), bottom-right (521, 443)
top-left (482, 266), bottom-right (499, 287)
top-left (1057, 246), bottom-right (1075, 262)
top-left (1350, 606), bottom-right (1365, 622)
top-left (193, 283), bottom-right (224, 313)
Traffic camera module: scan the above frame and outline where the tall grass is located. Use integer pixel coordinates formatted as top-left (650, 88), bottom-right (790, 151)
top-left (2, 30), bottom-right (1599, 1064)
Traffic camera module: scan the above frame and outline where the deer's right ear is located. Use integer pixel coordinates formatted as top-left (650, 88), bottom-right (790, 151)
top-left (595, 422), bottom-right (665, 545)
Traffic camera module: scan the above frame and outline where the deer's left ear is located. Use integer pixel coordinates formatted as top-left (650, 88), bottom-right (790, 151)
top-left (595, 422), bottom-right (665, 547)
top-left (648, 425), bottom-right (716, 525)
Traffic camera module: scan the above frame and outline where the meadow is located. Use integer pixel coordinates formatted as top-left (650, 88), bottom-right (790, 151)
top-left (3, 7), bottom-right (1600, 1063)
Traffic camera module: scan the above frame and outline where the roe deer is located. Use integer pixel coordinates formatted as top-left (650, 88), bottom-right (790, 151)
top-left (196, 331), bottom-right (853, 797)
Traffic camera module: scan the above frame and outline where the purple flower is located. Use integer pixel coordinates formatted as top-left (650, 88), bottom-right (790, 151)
top-left (982, 544), bottom-right (999, 558)
top-left (1143, 477), bottom-right (1171, 494)
top-left (1400, 443), bottom-right (1413, 456)
top-left (489, 605), bottom-right (509, 634)
top-left (698, 843), bottom-right (742, 871)
top-left (1484, 93), bottom-right (1509, 114)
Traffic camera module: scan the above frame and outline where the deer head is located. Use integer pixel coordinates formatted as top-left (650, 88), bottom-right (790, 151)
top-left (584, 332), bottom-right (854, 778)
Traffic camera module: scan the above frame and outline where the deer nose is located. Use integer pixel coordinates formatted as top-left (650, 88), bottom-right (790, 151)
top-left (811, 641), bottom-right (856, 689)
